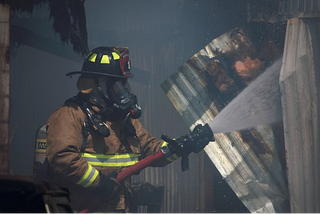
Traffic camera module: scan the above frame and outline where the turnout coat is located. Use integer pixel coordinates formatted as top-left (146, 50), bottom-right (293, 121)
top-left (46, 100), bottom-right (174, 212)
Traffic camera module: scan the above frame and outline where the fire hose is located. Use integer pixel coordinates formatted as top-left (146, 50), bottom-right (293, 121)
top-left (79, 123), bottom-right (214, 212)
top-left (116, 123), bottom-right (214, 182)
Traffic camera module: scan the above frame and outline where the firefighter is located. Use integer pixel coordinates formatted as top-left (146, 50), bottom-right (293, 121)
top-left (46, 46), bottom-right (214, 212)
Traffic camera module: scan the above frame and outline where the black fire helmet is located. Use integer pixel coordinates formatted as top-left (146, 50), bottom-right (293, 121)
top-left (66, 46), bottom-right (133, 78)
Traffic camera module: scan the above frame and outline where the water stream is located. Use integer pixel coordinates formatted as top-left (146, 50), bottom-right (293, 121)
top-left (209, 57), bottom-right (283, 134)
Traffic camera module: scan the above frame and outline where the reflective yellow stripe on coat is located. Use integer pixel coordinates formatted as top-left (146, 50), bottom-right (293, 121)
top-left (76, 164), bottom-right (99, 188)
top-left (73, 211), bottom-right (133, 214)
top-left (80, 153), bottom-right (140, 167)
top-left (161, 141), bottom-right (180, 162)
top-left (89, 212), bottom-right (133, 214)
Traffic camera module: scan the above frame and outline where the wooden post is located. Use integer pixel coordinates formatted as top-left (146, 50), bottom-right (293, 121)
top-left (0, 3), bottom-right (10, 175)
top-left (280, 17), bottom-right (320, 213)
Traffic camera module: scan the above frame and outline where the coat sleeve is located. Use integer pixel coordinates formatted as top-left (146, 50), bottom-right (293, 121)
top-left (131, 119), bottom-right (180, 167)
top-left (46, 103), bottom-right (100, 188)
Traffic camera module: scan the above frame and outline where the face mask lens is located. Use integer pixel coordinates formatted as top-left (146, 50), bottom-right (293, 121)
top-left (112, 81), bottom-right (130, 99)
top-left (107, 78), bottom-right (141, 118)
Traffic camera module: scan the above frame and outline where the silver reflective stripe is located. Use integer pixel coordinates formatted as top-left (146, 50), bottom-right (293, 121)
top-left (89, 212), bottom-right (133, 214)
top-left (73, 211), bottom-right (133, 214)
top-left (76, 164), bottom-right (99, 188)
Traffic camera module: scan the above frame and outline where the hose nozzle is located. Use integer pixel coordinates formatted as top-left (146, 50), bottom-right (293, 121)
top-left (161, 123), bottom-right (214, 171)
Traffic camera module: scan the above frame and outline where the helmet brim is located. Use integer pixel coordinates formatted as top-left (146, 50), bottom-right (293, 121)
top-left (66, 70), bottom-right (134, 78)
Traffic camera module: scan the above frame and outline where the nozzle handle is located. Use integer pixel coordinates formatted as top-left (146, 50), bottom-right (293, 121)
top-left (181, 153), bottom-right (190, 171)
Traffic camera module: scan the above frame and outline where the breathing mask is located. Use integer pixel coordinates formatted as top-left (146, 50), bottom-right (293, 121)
top-left (107, 79), bottom-right (141, 119)
top-left (86, 77), bottom-right (141, 119)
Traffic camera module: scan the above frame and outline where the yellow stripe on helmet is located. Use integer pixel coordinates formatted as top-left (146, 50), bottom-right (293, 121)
top-left (100, 55), bottom-right (110, 64)
top-left (112, 52), bottom-right (120, 60)
top-left (99, 52), bottom-right (120, 64)
top-left (87, 53), bottom-right (97, 62)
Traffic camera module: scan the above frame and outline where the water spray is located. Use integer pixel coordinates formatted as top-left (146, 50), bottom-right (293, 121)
top-left (209, 57), bottom-right (283, 134)
top-left (116, 57), bottom-right (283, 180)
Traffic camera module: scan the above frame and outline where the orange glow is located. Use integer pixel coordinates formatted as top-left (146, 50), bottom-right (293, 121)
top-left (234, 57), bottom-right (261, 77)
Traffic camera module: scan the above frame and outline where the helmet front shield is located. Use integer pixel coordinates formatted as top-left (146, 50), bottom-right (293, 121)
top-left (119, 48), bottom-right (131, 77)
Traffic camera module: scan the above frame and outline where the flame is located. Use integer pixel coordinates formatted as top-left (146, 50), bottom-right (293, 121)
top-left (234, 57), bottom-right (261, 77)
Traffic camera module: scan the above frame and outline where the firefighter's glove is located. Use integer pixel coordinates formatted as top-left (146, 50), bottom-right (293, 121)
top-left (99, 171), bottom-right (121, 199)
top-left (162, 123), bottom-right (214, 155)
top-left (161, 123), bottom-right (214, 171)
